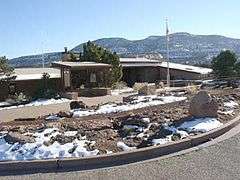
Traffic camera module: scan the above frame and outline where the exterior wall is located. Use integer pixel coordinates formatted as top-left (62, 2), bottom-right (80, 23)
top-left (159, 67), bottom-right (202, 80)
top-left (122, 67), bottom-right (160, 86)
top-left (122, 66), bottom-right (208, 87)
top-left (0, 84), bottom-right (9, 101)
top-left (70, 68), bottom-right (109, 89)
top-left (0, 78), bottom-right (61, 101)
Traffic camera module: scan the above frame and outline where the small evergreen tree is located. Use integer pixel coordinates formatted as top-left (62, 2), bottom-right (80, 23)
top-left (0, 56), bottom-right (15, 86)
top-left (211, 50), bottom-right (238, 78)
top-left (69, 52), bottom-right (78, 61)
top-left (235, 62), bottom-right (240, 76)
top-left (0, 56), bottom-right (13, 75)
top-left (35, 73), bottom-right (58, 99)
top-left (80, 41), bottom-right (122, 86)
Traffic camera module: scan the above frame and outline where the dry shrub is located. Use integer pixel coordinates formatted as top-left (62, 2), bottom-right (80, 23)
top-left (186, 84), bottom-right (199, 94)
top-left (133, 83), bottom-right (148, 91)
top-left (112, 81), bottom-right (128, 90)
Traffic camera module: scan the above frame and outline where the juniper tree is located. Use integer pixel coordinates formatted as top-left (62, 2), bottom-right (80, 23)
top-left (80, 41), bottom-right (122, 86)
top-left (211, 50), bottom-right (238, 78)
top-left (0, 56), bottom-right (13, 75)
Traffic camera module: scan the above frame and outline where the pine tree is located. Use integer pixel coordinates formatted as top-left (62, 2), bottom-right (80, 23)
top-left (211, 50), bottom-right (238, 78)
top-left (0, 56), bottom-right (13, 75)
top-left (80, 41), bottom-right (122, 86)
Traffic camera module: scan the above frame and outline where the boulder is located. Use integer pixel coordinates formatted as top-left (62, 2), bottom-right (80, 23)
top-left (50, 134), bottom-right (76, 145)
top-left (58, 111), bottom-right (73, 118)
top-left (121, 117), bottom-right (150, 128)
top-left (4, 132), bottom-right (35, 144)
top-left (70, 101), bottom-right (87, 110)
top-left (138, 84), bottom-right (156, 95)
top-left (189, 91), bottom-right (218, 118)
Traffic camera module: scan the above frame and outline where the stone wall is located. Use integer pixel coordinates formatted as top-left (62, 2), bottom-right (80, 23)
top-left (78, 88), bottom-right (111, 97)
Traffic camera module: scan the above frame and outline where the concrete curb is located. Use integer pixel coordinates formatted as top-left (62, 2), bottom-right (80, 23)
top-left (0, 114), bottom-right (240, 175)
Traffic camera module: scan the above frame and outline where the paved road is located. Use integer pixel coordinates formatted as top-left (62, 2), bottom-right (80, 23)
top-left (1, 124), bottom-right (240, 180)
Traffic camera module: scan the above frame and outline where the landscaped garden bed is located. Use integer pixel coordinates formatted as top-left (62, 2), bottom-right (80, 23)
top-left (0, 88), bottom-right (239, 161)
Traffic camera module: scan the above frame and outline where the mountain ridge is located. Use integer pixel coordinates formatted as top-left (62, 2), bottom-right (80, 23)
top-left (9, 32), bottom-right (240, 67)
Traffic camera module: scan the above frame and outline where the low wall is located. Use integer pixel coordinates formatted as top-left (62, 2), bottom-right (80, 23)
top-left (0, 102), bottom-right (71, 122)
top-left (0, 114), bottom-right (239, 175)
top-left (0, 78), bottom-right (61, 101)
top-left (78, 88), bottom-right (111, 97)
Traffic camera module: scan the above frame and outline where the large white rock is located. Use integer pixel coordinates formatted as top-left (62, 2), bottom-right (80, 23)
top-left (189, 91), bottom-right (218, 118)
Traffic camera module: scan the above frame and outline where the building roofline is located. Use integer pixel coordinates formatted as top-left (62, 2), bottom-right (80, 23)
top-left (52, 61), bottom-right (111, 68)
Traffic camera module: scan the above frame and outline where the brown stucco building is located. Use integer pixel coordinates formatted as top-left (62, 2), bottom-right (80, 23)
top-left (52, 61), bottom-right (112, 96)
top-left (120, 58), bottom-right (212, 86)
top-left (0, 68), bottom-right (61, 101)
top-left (0, 57), bottom-right (212, 101)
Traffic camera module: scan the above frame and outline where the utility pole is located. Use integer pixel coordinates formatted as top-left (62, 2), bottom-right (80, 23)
top-left (42, 52), bottom-right (45, 68)
top-left (41, 31), bottom-right (47, 68)
top-left (166, 18), bottom-right (170, 87)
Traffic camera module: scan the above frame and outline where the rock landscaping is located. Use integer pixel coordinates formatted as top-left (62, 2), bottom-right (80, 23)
top-left (0, 88), bottom-right (240, 161)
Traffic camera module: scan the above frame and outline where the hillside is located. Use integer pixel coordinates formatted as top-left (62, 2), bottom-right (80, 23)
top-left (9, 33), bottom-right (240, 67)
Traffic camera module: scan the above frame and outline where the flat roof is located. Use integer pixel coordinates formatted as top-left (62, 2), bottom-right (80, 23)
top-left (52, 61), bottom-right (111, 68)
top-left (122, 63), bottom-right (160, 67)
top-left (120, 57), bottom-right (212, 75)
top-left (120, 57), bottom-right (161, 63)
top-left (0, 68), bottom-right (60, 81)
top-left (158, 62), bottom-right (212, 75)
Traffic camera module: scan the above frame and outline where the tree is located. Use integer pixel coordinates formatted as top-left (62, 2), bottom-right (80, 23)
top-left (211, 50), bottom-right (238, 78)
top-left (69, 52), bottom-right (78, 61)
top-left (0, 56), bottom-right (13, 75)
top-left (35, 73), bottom-right (58, 99)
top-left (0, 56), bottom-right (15, 86)
top-left (80, 41), bottom-right (123, 86)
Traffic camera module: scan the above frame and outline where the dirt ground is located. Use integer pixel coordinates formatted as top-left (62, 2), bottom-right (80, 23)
top-left (0, 93), bottom-right (133, 122)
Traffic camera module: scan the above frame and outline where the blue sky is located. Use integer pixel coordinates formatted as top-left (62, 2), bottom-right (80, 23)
top-left (0, 0), bottom-right (239, 58)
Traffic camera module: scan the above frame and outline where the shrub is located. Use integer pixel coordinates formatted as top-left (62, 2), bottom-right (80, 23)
top-left (112, 81), bottom-right (128, 90)
top-left (34, 73), bottom-right (60, 99)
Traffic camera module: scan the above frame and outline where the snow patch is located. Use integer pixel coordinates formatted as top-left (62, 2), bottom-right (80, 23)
top-left (45, 115), bottom-right (61, 121)
top-left (0, 98), bottom-right (71, 111)
top-left (152, 136), bottom-right (172, 146)
top-left (73, 95), bottom-right (187, 118)
top-left (117, 142), bottom-right (136, 151)
top-left (152, 117), bottom-right (223, 146)
top-left (111, 88), bottom-right (135, 95)
top-left (224, 101), bottom-right (238, 108)
top-left (0, 128), bottom-right (98, 161)
top-left (178, 117), bottom-right (222, 133)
